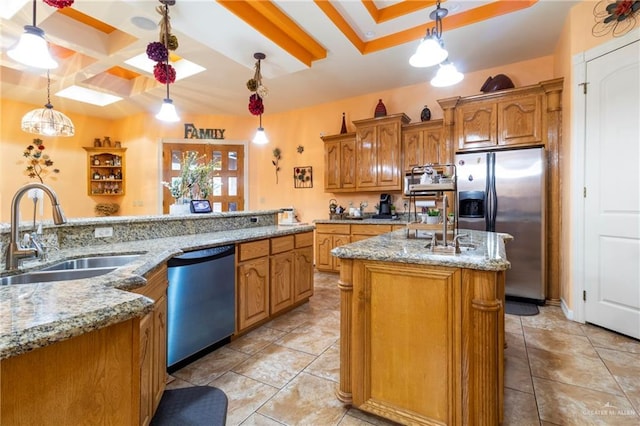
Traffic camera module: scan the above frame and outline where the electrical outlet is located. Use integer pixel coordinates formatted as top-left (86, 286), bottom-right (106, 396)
top-left (250, 217), bottom-right (259, 223)
top-left (94, 227), bottom-right (113, 238)
top-left (403, 201), bottom-right (409, 210)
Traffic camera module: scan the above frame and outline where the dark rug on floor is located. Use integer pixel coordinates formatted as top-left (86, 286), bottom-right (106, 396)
top-left (505, 300), bottom-right (539, 316)
top-left (150, 386), bottom-right (228, 426)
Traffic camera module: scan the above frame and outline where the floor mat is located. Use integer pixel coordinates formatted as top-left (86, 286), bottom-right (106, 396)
top-left (505, 300), bottom-right (539, 316)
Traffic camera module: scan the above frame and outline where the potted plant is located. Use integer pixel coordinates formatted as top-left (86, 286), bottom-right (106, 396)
top-left (426, 208), bottom-right (440, 224)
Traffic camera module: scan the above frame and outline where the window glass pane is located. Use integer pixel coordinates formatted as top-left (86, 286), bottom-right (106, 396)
top-left (228, 177), bottom-right (237, 196)
top-left (212, 202), bottom-right (222, 213)
top-left (229, 202), bottom-right (237, 211)
top-left (228, 151), bottom-right (237, 171)
top-left (171, 150), bottom-right (181, 171)
top-left (213, 177), bottom-right (222, 196)
top-left (212, 151), bottom-right (222, 171)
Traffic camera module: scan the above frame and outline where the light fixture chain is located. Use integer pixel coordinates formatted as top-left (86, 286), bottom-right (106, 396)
top-left (46, 69), bottom-right (51, 106)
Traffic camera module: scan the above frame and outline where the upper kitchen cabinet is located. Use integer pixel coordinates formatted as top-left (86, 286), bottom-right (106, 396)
top-left (438, 80), bottom-right (562, 153)
top-left (322, 132), bottom-right (356, 192)
top-left (353, 113), bottom-right (410, 191)
top-left (402, 119), bottom-right (446, 171)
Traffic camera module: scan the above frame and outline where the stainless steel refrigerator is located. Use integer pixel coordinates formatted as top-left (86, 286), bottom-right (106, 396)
top-left (455, 148), bottom-right (545, 302)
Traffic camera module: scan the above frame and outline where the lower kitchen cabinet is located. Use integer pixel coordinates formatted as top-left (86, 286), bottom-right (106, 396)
top-left (315, 223), bottom-right (351, 272)
top-left (132, 264), bottom-right (168, 426)
top-left (237, 232), bottom-right (315, 334)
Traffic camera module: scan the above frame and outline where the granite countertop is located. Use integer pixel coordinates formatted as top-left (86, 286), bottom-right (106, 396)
top-left (0, 224), bottom-right (314, 360)
top-left (314, 218), bottom-right (408, 225)
top-left (331, 228), bottom-right (512, 271)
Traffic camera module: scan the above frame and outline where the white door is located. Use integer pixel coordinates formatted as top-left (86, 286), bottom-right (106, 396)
top-left (584, 39), bottom-right (640, 339)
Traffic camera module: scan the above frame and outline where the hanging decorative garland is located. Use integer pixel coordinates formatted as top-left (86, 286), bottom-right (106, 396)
top-left (147, 2), bottom-right (179, 85)
top-left (246, 53), bottom-right (268, 116)
top-left (43, 0), bottom-right (74, 8)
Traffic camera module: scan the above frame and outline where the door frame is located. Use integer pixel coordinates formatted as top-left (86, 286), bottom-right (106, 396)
top-left (158, 138), bottom-right (250, 213)
top-left (570, 28), bottom-right (640, 324)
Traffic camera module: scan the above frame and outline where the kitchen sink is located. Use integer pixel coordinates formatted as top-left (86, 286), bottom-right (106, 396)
top-left (41, 255), bottom-right (141, 271)
top-left (0, 267), bottom-right (116, 286)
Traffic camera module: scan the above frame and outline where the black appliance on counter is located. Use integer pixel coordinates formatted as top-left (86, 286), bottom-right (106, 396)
top-left (373, 193), bottom-right (395, 219)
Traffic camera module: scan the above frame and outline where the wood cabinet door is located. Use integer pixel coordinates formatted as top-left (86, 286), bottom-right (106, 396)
top-left (324, 140), bottom-right (341, 190)
top-left (341, 138), bottom-right (357, 189)
top-left (332, 235), bottom-right (351, 272)
top-left (498, 94), bottom-right (542, 146)
top-left (356, 125), bottom-right (377, 188)
top-left (270, 252), bottom-right (294, 315)
top-left (152, 294), bottom-right (167, 413)
top-left (403, 129), bottom-right (423, 171)
top-left (456, 101), bottom-right (497, 151)
top-left (315, 233), bottom-right (334, 271)
top-left (294, 246), bottom-right (314, 302)
top-left (423, 126), bottom-right (444, 165)
top-left (376, 121), bottom-right (402, 188)
top-left (237, 257), bottom-right (270, 331)
top-left (139, 312), bottom-right (153, 426)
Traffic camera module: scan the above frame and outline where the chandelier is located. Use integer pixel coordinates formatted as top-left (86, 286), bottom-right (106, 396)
top-left (21, 70), bottom-right (75, 137)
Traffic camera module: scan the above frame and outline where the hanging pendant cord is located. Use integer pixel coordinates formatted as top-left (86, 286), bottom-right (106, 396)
top-left (164, 3), bottom-right (170, 100)
top-left (31, 0), bottom-right (36, 26)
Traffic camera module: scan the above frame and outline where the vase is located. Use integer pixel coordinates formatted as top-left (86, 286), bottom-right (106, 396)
top-left (420, 105), bottom-right (431, 121)
top-left (340, 112), bottom-right (347, 134)
top-left (426, 215), bottom-right (439, 224)
top-left (374, 99), bottom-right (387, 117)
top-left (169, 202), bottom-right (191, 215)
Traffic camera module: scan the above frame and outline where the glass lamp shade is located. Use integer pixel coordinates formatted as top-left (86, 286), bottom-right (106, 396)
top-left (156, 98), bottom-right (180, 122)
top-left (8, 26), bottom-right (58, 69)
top-left (252, 127), bottom-right (269, 145)
top-left (21, 104), bottom-right (75, 137)
top-left (409, 37), bottom-right (448, 68)
top-left (431, 62), bottom-right (464, 87)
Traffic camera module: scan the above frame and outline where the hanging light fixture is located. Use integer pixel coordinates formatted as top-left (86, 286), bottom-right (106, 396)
top-left (155, 0), bottom-right (179, 122)
top-left (247, 52), bottom-right (269, 144)
top-left (21, 70), bottom-right (75, 137)
top-left (409, 0), bottom-right (448, 68)
top-left (431, 60), bottom-right (464, 87)
top-left (8, 0), bottom-right (58, 69)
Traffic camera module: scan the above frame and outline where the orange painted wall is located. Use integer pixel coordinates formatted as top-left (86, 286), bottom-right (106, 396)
top-left (1, 55), bottom-right (553, 224)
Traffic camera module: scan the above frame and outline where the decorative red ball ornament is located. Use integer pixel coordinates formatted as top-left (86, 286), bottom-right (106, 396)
top-left (43, 0), bottom-right (75, 8)
top-left (153, 62), bottom-right (176, 84)
top-left (248, 94), bottom-right (264, 116)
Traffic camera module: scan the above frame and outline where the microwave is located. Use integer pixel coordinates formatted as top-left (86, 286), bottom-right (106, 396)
top-left (403, 171), bottom-right (437, 197)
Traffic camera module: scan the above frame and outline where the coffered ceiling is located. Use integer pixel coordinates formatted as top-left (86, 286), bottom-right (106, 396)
top-left (0, 0), bottom-right (578, 120)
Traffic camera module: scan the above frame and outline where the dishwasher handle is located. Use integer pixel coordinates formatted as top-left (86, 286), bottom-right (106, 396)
top-left (167, 244), bottom-right (235, 267)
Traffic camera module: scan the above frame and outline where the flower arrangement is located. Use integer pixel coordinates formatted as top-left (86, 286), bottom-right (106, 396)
top-left (162, 151), bottom-right (218, 202)
top-left (24, 139), bottom-right (60, 183)
top-left (147, 3), bottom-right (178, 85)
top-left (43, 0), bottom-right (74, 9)
top-left (272, 148), bottom-right (281, 184)
top-left (247, 55), bottom-right (268, 116)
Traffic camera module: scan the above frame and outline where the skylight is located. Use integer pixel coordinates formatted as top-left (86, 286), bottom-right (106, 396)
top-left (125, 53), bottom-right (206, 81)
top-left (56, 85), bottom-right (122, 106)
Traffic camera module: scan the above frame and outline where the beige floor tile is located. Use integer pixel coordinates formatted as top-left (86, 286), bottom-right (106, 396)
top-left (304, 342), bottom-right (340, 383)
top-left (257, 372), bottom-right (349, 425)
top-left (227, 326), bottom-right (287, 355)
top-left (521, 305), bottom-right (586, 336)
top-left (171, 346), bottom-right (250, 386)
top-left (505, 332), bottom-right (533, 394)
top-left (232, 343), bottom-right (316, 388)
top-left (505, 314), bottom-right (523, 335)
top-left (583, 324), bottom-right (640, 354)
top-left (596, 347), bottom-right (640, 413)
top-left (524, 326), bottom-right (599, 358)
top-left (533, 376), bottom-right (640, 425)
top-left (277, 321), bottom-right (339, 356)
top-left (208, 371), bottom-right (278, 426)
top-left (503, 388), bottom-right (539, 425)
top-left (164, 376), bottom-right (192, 390)
top-left (238, 412), bottom-right (285, 425)
top-left (345, 408), bottom-right (400, 425)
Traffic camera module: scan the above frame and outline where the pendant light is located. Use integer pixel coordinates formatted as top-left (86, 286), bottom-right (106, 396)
top-left (21, 70), bottom-right (74, 137)
top-left (253, 113), bottom-right (268, 145)
top-left (431, 60), bottom-right (464, 87)
top-left (8, 0), bottom-right (58, 69)
top-left (409, 0), bottom-right (448, 68)
top-left (155, 0), bottom-right (179, 122)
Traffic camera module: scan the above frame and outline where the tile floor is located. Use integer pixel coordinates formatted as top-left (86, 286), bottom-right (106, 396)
top-left (168, 272), bottom-right (640, 425)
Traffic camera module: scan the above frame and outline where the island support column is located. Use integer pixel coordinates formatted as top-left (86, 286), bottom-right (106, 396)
top-left (336, 258), bottom-right (353, 404)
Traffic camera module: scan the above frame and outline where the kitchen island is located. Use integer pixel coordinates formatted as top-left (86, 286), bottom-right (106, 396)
top-left (0, 210), bottom-right (314, 425)
top-left (332, 229), bottom-right (511, 425)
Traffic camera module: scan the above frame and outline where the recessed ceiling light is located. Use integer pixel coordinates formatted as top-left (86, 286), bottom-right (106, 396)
top-left (364, 31), bottom-right (375, 39)
top-left (125, 53), bottom-right (206, 81)
top-left (131, 16), bottom-right (157, 31)
top-left (56, 85), bottom-right (122, 106)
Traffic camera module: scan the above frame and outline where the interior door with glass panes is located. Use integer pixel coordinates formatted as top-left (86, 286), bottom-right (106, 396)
top-left (162, 143), bottom-right (244, 214)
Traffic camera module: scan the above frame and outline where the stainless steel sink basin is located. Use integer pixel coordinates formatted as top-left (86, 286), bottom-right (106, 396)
top-left (0, 267), bottom-right (116, 286)
top-left (41, 255), bottom-right (141, 271)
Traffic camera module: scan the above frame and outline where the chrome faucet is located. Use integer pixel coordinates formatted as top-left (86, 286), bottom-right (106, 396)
top-left (6, 183), bottom-right (66, 270)
top-left (442, 194), bottom-right (448, 248)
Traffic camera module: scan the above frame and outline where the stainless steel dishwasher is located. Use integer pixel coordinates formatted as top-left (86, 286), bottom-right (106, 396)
top-left (166, 244), bottom-right (235, 370)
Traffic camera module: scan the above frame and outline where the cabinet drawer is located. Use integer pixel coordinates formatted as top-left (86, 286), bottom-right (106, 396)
top-left (316, 223), bottom-right (350, 234)
top-left (351, 224), bottom-right (392, 236)
top-left (295, 231), bottom-right (313, 248)
top-left (238, 239), bottom-right (270, 261)
top-left (271, 235), bottom-right (294, 254)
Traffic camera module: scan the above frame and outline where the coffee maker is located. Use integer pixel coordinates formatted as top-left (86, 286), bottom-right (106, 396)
top-left (373, 193), bottom-right (393, 219)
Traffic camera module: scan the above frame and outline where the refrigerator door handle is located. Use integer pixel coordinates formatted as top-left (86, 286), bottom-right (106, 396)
top-left (486, 152), bottom-right (498, 232)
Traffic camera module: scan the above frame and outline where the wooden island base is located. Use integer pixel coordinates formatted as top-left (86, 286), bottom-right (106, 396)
top-left (338, 259), bottom-right (505, 425)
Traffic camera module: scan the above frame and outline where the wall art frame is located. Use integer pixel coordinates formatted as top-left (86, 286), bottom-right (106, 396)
top-left (294, 166), bottom-right (313, 188)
